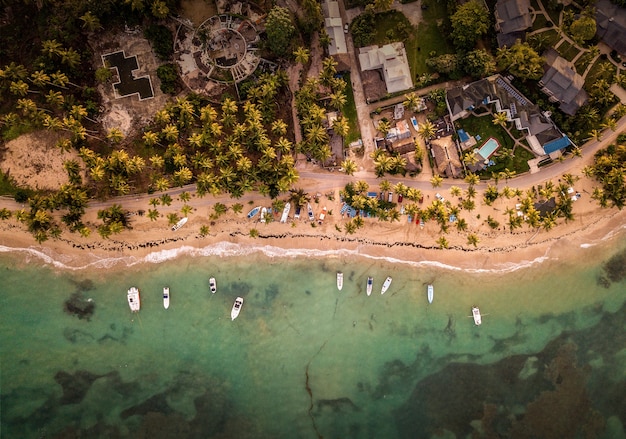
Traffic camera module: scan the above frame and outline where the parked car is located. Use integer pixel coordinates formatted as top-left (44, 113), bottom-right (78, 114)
top-left (435, 193), bottom-right (445, 202)
top-left (388, 192), bottom-right (393, 202)
top-left (344, 23), bottom-right (349, 33)
top-left (397, 194), bottom-right (403, 203)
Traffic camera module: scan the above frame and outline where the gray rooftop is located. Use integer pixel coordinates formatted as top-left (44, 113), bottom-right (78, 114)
top-left (541, 49), bottom-right (588, 116)
top-left (495, 0), bottom-right (532, 35)
top-left (596, 0), bottom-right (626, 56)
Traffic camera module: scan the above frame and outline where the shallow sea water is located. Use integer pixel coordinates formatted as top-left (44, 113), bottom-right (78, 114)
top-left (1, 233), bottom-right (625, 438)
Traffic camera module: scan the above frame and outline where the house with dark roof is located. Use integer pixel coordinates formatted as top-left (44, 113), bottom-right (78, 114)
top-left (446, 74), bottom-right (572, 160)
top-left (596, 0), bottom-right (626, 57)
top-left (494, 0), bottom-right (532, 48)
top-left (539, 49), bottom-right (588, 116)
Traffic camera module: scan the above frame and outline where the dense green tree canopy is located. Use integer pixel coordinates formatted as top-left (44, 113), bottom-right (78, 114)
top-left (450, 0), bottom-right (490, 52)
top-left (265, 6), bottom-right (296, 57)
top-left (569, 15), bottom-right (596, 44)
top-left (463, 49), bottom-right (497, 78)
top-left (496, 41), bottom-right (544, 80)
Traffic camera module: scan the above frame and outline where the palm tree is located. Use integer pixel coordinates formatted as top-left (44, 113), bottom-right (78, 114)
top-left (341, 159), bottom-right (357, 175)
top-left (466, 233), bottom-right (479, 247)
top-left (271, 120), bottom-right (288, 136)
top-left (464, 173), bottom-right (480, 186)
top-left (492, 111), bottom-right (509, 128)
top-left (403, 92), bottom-right (421, 112)
top-left (147, 209), bottom-right (159, 221)
top-left (418, 120), bottom-right (436, 141)
top-left (377, 119), bottom-right (391, 136)
top-left (293, 46), bottom-right (310, 65)
top-left (332, 117), bottom-right (350, 138)
top-left (430, 175), bottom-right (443, 188)
top-left (450, 186), bottom-right (461, 197)
top-left (437, 236), bottom-right (449, 249)
top-left (80, 11), bottom-right (102, 32)
top-left (289, 188), bottom-right (310, 208)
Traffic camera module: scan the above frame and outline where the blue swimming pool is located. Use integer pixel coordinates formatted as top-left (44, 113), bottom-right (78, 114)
top-left (477, 137), bottom-right (500, 159)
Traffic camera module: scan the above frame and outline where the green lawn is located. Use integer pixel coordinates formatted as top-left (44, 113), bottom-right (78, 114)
top-left (341, 73), bottom-right (361, 144)
top-left (454, 114), bottom-right (534, 174)
top-left (558, 41), bottom-right (580, 62)
top-left (368, 2), bottom-right (455, 80)
top-left (532, 13), bottom-right (549, 31)
top-left (575, 51), bottom-right (596, 75)
top-left (455, 114), bottom-right (515, 151)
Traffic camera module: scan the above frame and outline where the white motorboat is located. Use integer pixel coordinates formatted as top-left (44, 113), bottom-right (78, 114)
top-left (307, 203), bottom-right (314, 221)
top-left (472, 306), bottom-right (482, 325)
top-left (427, 284), bottom-right (434, 304)
top-left (163, 287), bottom-right (170, 309)
top-left (280, 202), bottom-right (291, 223)
top-left (337, 272), bottom-right (343, 291)
top-left (247, 206), bottom-right (261, 219)
top-left (260, 207), bottom-right (267, 223)
top-left (381, 276), bottom-right (392, 295)
top-left (209, 277), bottom-right (217, 294)
top-left (366, 277), bottom-right (373, 296)
top-left (171, 217), bottom-right (188, 231)
top-left (127, 287), bottom-right (140, 312)
top-left (231, 297), bottom-right (243, 320)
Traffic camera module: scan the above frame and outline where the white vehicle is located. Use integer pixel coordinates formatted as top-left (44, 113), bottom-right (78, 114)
top-left (435, 193), bottom-right (445, 202)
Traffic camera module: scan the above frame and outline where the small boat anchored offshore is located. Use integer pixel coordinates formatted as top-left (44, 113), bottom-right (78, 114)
top-left (366, 277), bottom-right (373, 296)
top-left (472, 306), bottom-right (482, 325)
top-left (209, 277), bottom-right (217, 294)
top-left (127, 287), bottom-right (140, 312)
top-left (427, 284), bottom-right (434, 304)
top-left (231, 297), bottom-right (244, 320)
top-left (337, 272), bottom-right (343, 291)
top-left (381, 276), bottom-right (392, 295)
top-left (171, 217), bottom-right (188, 231)
top-left (163, 287), bottom-right (170, 309)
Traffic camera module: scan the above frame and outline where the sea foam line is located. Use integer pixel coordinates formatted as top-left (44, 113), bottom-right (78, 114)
top-left (0, 242), bottom-right (550, 274)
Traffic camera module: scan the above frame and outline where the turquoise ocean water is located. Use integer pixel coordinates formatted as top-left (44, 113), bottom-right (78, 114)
top-left (1, 233), bottom-right (625, 438)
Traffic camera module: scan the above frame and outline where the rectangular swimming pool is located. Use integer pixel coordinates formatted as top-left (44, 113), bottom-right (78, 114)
top-left (477, 137), bottom-right (500, 159)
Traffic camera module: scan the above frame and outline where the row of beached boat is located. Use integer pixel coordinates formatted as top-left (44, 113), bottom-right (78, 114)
top-left (335, 272), bottom-right (482, 325)
top-left (126, 278), bottom-right (244, 320)
top-left (247, 203), bottom-right (327, 224)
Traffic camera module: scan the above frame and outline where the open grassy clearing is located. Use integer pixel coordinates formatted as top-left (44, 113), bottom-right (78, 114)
top-left (341, 73), bottom-right (361, 144)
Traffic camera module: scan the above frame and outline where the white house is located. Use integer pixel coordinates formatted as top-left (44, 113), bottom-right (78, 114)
top-left (322, 0), bottom-right (347, 55)
top-left (358, 42), bottom-right (413, 94)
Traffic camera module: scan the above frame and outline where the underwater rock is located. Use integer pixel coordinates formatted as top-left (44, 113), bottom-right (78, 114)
top-left (316, 397), bottom-right (360, 413)
top-left (393, 303), bottom-right (626, 438)
top-left (63, 292), bottom-right (95, 320)
top-left (63, 328), bottom-right (94, 344)
top-left (601, 248), bottom-right (626, 283)
top-left (54, 370), bottom-right (105, 405)
top-left (120, 392), bottom-right (173, 419)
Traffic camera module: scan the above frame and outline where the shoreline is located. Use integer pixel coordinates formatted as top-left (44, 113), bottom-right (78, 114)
top-left (1, 193), bottom-right (625, 272)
